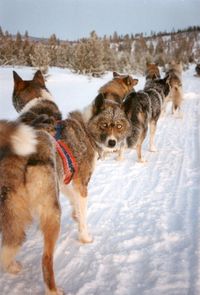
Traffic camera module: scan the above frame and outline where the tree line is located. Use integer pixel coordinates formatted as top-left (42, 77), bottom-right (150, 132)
top-left (0, 26), bottom-right (199, 75)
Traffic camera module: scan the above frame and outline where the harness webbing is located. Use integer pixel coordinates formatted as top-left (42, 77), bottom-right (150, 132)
top-left (54, 121), bottom-right (78, 184)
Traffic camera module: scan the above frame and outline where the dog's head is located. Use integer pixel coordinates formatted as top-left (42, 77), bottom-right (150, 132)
top-left (156, 75), bottom-right (171, 97)
top-left (145, 63), bottom-right (161, 80)
top-left (112, 72), bottom-right (138, 93)
top-left (87, 93), bottom-right (131, 152)
top-left (12, 70), bottom-right (52, 112)
top-left (168, 60), bottom-right (183, 75)
top-left (146, 75), bottom-right (171, 97)
top-left (168, 73), bottom-right (182, 89)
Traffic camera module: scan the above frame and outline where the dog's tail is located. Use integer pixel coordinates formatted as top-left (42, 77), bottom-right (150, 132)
top-left (0, 121), bottom-right (37, 233)
top-left (126, 117), bottom-right (141, 148)
top-left (0, 120), bottom-right (37, 158)
top-left (123, 92), bottom-right (145, 148)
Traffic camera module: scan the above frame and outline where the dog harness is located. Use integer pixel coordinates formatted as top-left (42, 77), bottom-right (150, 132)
top-left (54, 121), bottom-right (78, 184)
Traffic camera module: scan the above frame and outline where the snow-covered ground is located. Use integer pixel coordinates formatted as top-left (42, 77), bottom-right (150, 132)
top-left (0, 65), bottom-right (200, 295)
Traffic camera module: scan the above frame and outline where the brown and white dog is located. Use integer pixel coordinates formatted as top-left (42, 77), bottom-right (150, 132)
top-left (13, 70), bottom-right (62, 133)
top-left (94, 72), bottom-right (138, 159)
top-left (165, 61), bottom-right (183, 117)
top-left (0, 71), bottom-right (131, 294)
top-left (0, 120), bottom-right (62, 295)
top-left (145, 62), bottom-right (161, 80)
top-left (98, 71), bottom-right (138, 104)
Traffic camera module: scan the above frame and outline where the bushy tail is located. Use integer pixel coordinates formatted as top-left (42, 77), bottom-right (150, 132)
top-left (126, 123), bottom-right (141, 148)
top-left (0, 120), bottom-right (37, 157)
top-left (123, 92), bottom-right (143, 148)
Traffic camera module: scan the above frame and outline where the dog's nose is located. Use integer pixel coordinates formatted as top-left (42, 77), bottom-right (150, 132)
top-left (108, 139), bottom-right (116, 147)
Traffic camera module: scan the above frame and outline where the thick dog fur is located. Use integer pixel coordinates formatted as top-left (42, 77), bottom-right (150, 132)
top-left (165, 61), bottom-right (183, 117)
top-left (98, 72), bottom-right (138, 104)
top-left (123, 76), bottom-right (170, 162)
top-left (145, 63), bottom-right (161, 80)
top-left (0, 71), bottom-right (131, 294)
top-left (0, 121), bottom-right (62, 295)
top-left (95, 72), bottom-right (138, 160)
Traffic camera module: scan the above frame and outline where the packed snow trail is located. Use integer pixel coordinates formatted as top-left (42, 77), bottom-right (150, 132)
top-left (0, 66), bottom-right (200, 295)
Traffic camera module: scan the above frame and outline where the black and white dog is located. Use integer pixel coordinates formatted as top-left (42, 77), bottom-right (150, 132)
top-left (122, 76), bottom-right (170, 162)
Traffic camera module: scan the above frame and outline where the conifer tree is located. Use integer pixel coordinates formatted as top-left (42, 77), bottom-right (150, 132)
top-left (30, 44), bottom-right (50, 74)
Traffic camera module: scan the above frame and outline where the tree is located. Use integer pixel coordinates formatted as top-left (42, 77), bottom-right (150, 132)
top-left (112, 31), bottom-right (119, 43)
top-left (56, 43), bottom-right (72, 68)
top-left (0, 26), bottom-right (4, 38)
top-left (155, 37), bottom-right (165, 55)
top-left (148, 41), bottom-right (154, 55)
top-left (24, 30), bottom-right (29, 39)
top-left (48, 33), bottom-right (59, 66)
top-left (71, 31), bottom-right (105, 76)
top-left (30, 43), bottom-right (50, 74)
top-left (15, 32), bottom-right (22, 50)
top-left (102, 36), bottom-right (118, 71)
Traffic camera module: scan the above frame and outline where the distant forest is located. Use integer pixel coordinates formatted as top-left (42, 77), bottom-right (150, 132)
top-left (0, 26), bottom-right (200, 75)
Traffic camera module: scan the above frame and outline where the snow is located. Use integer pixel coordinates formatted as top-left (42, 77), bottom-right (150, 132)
top-left (0, 65), bottom-right (200, 295)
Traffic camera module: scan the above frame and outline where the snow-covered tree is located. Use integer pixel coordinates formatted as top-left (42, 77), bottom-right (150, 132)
top-left (30, 44), bottom-right (50, 74)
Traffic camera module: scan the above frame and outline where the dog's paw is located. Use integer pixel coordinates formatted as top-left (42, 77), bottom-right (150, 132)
top-left (7, 260), bottom-right (22, 274)
top-left (175, 112), bottom-right (183, 119)
top-left (137, 157), bottom-right (147, 163)
top-left (79, 232), bottom-right (93, 244)
top-left (56, 289), bottom-right (64, 295)
top-left (149, 146), bottom-right (157, 152)
top-left (116, 154), bottom-right (124, 161)
top-left (45, 288), bottom-right (64, 295)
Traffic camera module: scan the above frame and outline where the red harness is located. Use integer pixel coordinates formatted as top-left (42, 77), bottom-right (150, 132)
top-left (54, 122), bottom-right (78, 184)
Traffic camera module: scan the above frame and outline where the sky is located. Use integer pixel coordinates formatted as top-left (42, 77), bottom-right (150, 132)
top-left (0, 0), bottom-right (200, 40)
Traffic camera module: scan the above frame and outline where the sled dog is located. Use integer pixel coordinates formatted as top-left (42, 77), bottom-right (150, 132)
top-left (0, 120), bottom-right (63, 295)
top-left (123, 76), bottom-right (170, 162)
top-left (165, 61), bottom-right (183, 117)
top-left (13, 70), bottom-right (62, 133)
top-left (0, 71), bottom-right (131, 294)
top-left (0, 71), bottom-right (64, 294)
top-left (145, 63), bottom-right (161, 80)
top-left (97, 72), bottom-right (138, 159)
top-left (98, 71), bottom-right (138, 104)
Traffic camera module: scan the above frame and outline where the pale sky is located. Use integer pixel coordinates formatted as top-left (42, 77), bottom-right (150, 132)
top-left (0, 0), bottom-right (200, 40)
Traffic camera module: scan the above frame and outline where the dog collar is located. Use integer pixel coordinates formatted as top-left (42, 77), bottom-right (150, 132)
top-left (54, 121), bottom-right (78, 184)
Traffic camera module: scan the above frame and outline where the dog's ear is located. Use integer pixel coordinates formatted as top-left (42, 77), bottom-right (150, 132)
top-left (93, 93), bottom-right (105, 115)
top-left (124, 76), bottom-right (131, 85)
top-left (152, 73), bottom-right (158, 80)
top-left (13, 71), bottom-right (23, 84)
top-left (162, 74), bottom-right (171, 96)
top-left (33, 70), bottom-right (45, 86)
top-left (132, 78), bottom-right (139, 86)
top-left (113, 71), bottom-right (120, 78)
top-left (13, 71), bottom-right (24, 90)
top-left (162, 74), bottom-right (170, 84)
top-left (124, 76), bottom-right (138, 86)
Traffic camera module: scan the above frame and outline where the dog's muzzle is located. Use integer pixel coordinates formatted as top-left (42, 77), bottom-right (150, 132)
top-left (108, 139), bottom-right (116, 148)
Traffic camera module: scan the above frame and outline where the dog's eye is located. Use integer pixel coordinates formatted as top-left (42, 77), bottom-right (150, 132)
top-left (116, 124), bottom-right (122, 129)
top-left (100, 122), bottom-right (108, 129)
